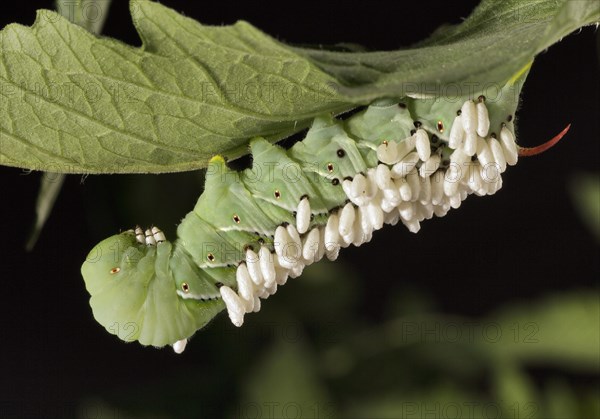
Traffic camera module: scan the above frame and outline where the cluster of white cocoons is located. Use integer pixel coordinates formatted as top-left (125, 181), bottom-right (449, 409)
top-left (218, 98), bottom-right (519, 329)
top-left (218, 207), bottom-right (323, 329)
top-left (133, 226), bottom-right (166, 246)
top-left (373, 97), bottom-right (519, 232)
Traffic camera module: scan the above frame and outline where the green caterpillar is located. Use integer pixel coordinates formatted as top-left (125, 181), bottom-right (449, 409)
top-left (82, 71), bottom-right (545, 354)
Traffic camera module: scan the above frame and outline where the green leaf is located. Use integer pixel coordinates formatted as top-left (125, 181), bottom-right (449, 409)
top-left (0, 1), bottom-right (349, 174)
top-left (481, 292), bottom-right (600, 371)
top-left (1, 0), bottom-right (598, 174)
top-left (54, 0), bottom-right (111, 35)
top-left (26, 172), bottom-right (66, 251)
top-left (491, 360), bottom-right (540, 417)
top-left (238, 339), bottom-right (337, 419)
top-left (294, 0), bottom-right (600, 101)
top-left (543, 379), bottom-right (580, 419)
top-left (344, 384), bottom-right (480, 419)
top-left (569, 173), bottom-right (600, 240)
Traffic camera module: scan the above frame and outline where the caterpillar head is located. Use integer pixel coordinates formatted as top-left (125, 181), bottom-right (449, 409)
top-left (81, 228), bottom-right (223, 349)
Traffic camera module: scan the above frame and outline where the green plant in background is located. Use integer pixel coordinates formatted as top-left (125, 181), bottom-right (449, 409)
top-left (570, 173), bottom-right (600, 241)
top-left (1, 1), bottom-right (598, 418)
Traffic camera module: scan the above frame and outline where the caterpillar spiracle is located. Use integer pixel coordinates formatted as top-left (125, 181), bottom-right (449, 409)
top-left (81, 71), bottom-right (567, 354)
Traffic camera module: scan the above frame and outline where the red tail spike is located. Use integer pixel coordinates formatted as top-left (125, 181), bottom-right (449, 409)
top-left (518, 124), bottom-right (571, 157)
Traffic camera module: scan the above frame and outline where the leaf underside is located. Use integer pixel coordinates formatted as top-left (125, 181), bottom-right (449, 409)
top-left (25, 1), bottom-right (114, 252)
top-left (0, 0), bottom-right (598, 174)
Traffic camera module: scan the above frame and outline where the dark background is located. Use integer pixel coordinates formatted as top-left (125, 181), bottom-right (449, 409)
top-left (0, 1), bottom-right (598, 418)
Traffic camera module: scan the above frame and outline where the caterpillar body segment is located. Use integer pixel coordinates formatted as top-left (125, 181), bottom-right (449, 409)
top-left (82, 233), bottom-right (223, 347)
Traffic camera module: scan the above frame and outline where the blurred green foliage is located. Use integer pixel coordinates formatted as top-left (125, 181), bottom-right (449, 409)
top-left (76, 255), bottom-right (599, 418)
top-left (570, 173), bottom-right (600, 241)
